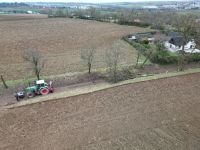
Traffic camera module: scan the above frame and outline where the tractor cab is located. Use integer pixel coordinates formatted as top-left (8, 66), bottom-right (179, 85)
top-left (36, 80), bottom-right (48, 89)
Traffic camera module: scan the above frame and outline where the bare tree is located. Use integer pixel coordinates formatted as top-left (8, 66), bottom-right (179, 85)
top-left (23, 49), bottom-right (45, 80)
top-left (173, 14), bottom-right (197, 71)
top-left (141, 50), bottom-right (153, 68)
top-left (87, 7), bottom-right (97, 19)
top-left (81, 47), bottom-right (95, 74)
top-left (105, 44), bottom-right (120, 83)
top-left (135, 50), bottom-right (141, 68)
top-left (133, 42), bottom-right (145, 68)
top-left (0, 75), bottom-right (8, 89)
top-left (131, 42), bottom-right (152, 68)
top-left (194, 22), bottom-right (200, 49)
top-left (133, 43), bottom-right (142, 67)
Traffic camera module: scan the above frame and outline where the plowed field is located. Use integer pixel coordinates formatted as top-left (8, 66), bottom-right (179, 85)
top-left (0, 73), bottom-right (200, 150)
top-left (0, 15), bottom-right (146, 80)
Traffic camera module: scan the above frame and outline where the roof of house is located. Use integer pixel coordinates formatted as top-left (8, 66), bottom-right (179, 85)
top-left (134, 33), bottom-right (153, 40)
top-left (169, 36), bottom-right (183, 47)
top-left (167, 32), bottom-right (184, 46)
top-left (168, 32), bottom-right (182, 37)
top-left (154, 33), bottom-right (171, 42)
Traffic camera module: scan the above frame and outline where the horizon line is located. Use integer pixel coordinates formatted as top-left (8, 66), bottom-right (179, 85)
top-left (0, 0), bottom-right (195, 4)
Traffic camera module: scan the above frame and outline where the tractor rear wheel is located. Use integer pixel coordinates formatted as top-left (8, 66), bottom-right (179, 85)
top-left (40, 88), bottom-right (49, 95)
top-left (27, 92), bottom-right (35, 98)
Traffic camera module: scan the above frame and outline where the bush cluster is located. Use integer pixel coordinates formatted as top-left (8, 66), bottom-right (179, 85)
top-left (187, 54), bottom-right (200, 62)
top-left (124, 35), bottom-right (200, 65)
top-left (151, 50), bottom-right (178, 64)
top-left (106, 67), bottom-right (136, 83)
top-left (118, 21), bottom-right (150, 28)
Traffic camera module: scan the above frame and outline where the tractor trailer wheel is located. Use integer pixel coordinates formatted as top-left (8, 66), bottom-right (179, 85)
top-left (40, 88), bottom-right (49, 95)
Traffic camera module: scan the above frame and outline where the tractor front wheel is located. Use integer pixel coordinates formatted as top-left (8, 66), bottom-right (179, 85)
top-left (27, 92), bottom-right (35, 98)
top-left (40, 88), bottom-right (49, 95)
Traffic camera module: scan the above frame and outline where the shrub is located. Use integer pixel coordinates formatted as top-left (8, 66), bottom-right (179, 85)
top-left (141, 39), bottom-right (149, 45)
top-left (142, 43), bottom-right (150, 49)
top-left (118, 21), bottom-right (150, 28)
top-left (187, 54), bottom-right (200, 62)
top-left (106, 67), bottom-right (136, 83)
top-left (151, 50), bottom-right (178, 64)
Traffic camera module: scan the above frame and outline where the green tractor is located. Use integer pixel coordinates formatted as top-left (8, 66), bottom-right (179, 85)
top-left (15, 80), bottom-right (54, 101)
top-left (25, 80), bottom-right (54, 98)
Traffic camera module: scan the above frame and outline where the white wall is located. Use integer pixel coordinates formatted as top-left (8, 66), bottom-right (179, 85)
top-left (164, 40), bottom-right (200, 53)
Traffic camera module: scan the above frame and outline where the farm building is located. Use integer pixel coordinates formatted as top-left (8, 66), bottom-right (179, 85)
top-left (164, 32), bottom-right (200, 53)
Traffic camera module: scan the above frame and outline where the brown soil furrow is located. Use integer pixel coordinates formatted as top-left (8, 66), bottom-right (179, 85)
top-left (0, 73), bottom-right (200, 149)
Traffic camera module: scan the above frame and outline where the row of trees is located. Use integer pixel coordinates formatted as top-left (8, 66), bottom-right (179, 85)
top-left (49, 7), bottom-right (194, 29)
top-left (45, 5), bottom-right (200, 35)
top-left (46, 6), bottom-right (200, 34)
top-left (21, 45), bottom-right (121, 83)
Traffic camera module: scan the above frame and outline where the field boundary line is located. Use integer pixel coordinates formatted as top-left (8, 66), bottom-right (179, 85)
top-left (4, 68), bottom-right (200, 109)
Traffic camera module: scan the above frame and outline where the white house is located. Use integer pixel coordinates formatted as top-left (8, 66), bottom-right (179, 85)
top-left (164, 33), bottom-right (200, 53)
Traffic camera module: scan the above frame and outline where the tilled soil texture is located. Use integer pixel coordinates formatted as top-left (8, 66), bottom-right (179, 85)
top-left (0, 15), bottom-right (147, 80)
top-left (0, 73), bottom-right (200, 150)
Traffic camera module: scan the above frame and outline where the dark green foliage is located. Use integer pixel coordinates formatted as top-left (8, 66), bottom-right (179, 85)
top-left (141, 40), bottom-right (149, 45)
top-left (130, 41), bottom-right (147, 54)
top-left (142, 43), bottom-right (150, 49)
top-left (187, 54), bottom-right (200, 62)
top-left (124, 36), bottom-right (178, 65)
top-left (151, 50), bottom-right (178, 64)
top-left (151, 41), bottom-right (178, 64)
top-left (118, 21), bottom-right (150, 28)
top-left (77, 15), bottom-right (93, 20)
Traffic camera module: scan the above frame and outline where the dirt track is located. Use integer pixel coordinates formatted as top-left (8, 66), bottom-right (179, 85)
top-left (0, 73), bottom-right (200, 150)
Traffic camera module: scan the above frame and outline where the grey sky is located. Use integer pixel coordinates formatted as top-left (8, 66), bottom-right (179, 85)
top-left (0, 0), bottom-right (191, 3)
